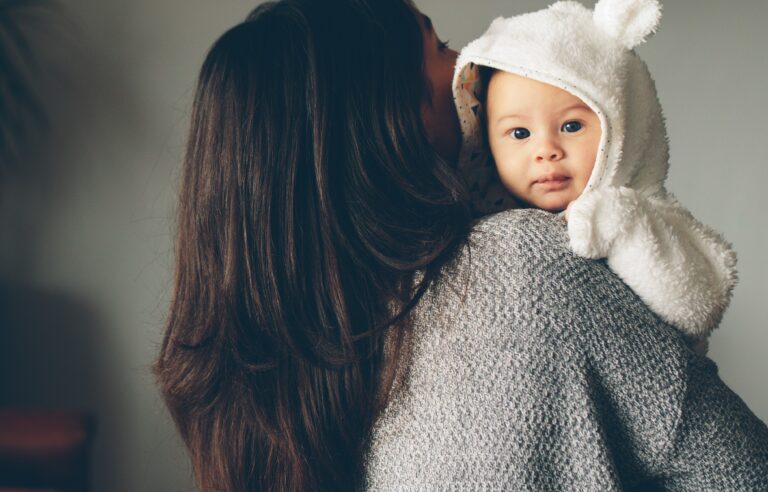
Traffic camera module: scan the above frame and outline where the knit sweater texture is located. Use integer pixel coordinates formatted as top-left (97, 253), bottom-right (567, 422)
top-left (363, 209), bottom-right (768, 491)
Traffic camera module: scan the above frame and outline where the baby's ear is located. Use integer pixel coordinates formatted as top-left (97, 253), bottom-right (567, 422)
top-left (593, 0), bottom-right (662, 50)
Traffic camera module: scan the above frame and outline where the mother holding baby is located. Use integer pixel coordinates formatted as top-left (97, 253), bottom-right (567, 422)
top-left (154, 0), bottom-right (768, 490)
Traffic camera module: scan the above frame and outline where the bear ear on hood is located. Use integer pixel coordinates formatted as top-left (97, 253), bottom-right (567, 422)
top-left (549, 1), bottom-right (590, 15)
top-left (593, 0), bottom-right (662, 50)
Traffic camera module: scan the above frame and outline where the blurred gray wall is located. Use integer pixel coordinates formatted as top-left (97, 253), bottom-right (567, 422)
top-left (0, 0), bottom-right (765, 490)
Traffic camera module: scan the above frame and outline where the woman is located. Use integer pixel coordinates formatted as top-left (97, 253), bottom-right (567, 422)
top-left (154, 0), bottom-right (768, 490)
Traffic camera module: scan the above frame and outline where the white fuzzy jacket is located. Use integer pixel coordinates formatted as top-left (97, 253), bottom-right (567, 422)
top-left (452, 0), bottom-right (737, 343)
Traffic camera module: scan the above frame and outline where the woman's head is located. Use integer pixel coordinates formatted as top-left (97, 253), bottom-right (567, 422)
top-left (154, 0), bottom-right (469, 490)
top-left (416, 10), bottom-right (462, 162)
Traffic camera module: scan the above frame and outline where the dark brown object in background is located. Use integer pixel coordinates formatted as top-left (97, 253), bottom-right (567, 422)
top-left (0, 410), bottom-right (96, 492)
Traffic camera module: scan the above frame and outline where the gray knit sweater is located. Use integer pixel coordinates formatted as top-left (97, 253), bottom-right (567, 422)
top-left (364, 209), bottom-right (768, 491)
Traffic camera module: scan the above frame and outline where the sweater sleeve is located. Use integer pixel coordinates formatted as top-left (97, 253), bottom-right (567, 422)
top-left (656, 354), bottom-right (768, 490)
top-left (481, 209), bottom-right (768, 490)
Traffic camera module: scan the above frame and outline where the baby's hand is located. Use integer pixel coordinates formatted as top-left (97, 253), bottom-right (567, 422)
top-left (566, 187), bottom-right (633, 259)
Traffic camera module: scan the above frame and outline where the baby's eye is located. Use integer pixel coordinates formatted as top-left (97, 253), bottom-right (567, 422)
top-left (562, 121), bottom-right (583, 133)
top-left (509, 128), bottom-right (531, 140)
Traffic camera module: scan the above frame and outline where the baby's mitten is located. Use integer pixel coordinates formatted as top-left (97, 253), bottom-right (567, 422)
top-left (567, 187), bottom-right (638, 259)
top-left (567, 187), bottom-right (737, 338)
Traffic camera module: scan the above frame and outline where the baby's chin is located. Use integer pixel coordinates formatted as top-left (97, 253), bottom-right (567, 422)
top-left (527, 194), bottom-right (574, 213)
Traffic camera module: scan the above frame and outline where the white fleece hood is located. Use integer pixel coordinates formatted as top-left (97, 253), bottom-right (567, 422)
top-left (453, 0), bottom-right (737, 341)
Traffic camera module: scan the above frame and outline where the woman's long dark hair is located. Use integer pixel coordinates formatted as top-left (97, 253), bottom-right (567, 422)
top-left (153, 0), bottom-right (471, 489)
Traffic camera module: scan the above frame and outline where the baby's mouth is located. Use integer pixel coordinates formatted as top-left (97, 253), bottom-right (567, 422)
top-left (533, 173), bottom-right (571, 191)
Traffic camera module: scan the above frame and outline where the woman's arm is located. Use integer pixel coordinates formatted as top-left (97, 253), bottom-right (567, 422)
top-left (366, 209), bottom-right (767, 490)
top-left (657, 354), bottom-right (768, 490)
top-left (480, 209), bottom-right (768, 490)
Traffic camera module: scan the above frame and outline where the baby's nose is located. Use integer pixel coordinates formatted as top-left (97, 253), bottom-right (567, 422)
top-left (535, 143), bottom-right (564, 162)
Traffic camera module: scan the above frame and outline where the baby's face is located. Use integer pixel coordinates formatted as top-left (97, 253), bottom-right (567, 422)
top-left (486, 71), bottom-right (601, 212)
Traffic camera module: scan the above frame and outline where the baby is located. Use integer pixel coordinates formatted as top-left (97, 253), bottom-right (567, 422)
top-left (452, 0), bottom-right (737, 354)
top-left (483, 70), bottom-right (601, 215)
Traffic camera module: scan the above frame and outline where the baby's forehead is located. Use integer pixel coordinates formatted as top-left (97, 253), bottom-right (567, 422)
top-left (486, 72), bottom-right (595, 118)
top-left (489, 71), bottom-right (584, 102)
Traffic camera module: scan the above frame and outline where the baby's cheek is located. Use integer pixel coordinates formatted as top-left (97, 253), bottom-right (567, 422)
top-left (570, 160), bottom-right (593, 194)
top-left (497, 167), bottom-right (527, 199)
top-left (571, 180), bottom-right (588, 200)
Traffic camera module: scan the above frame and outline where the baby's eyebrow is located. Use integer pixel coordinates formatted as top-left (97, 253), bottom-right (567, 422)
top-left (494, 114), bottom-right (527, 124)
top-left (560, 103), bottom-right (593, 114)
top-left (492, 103), bottom-right (593, 125)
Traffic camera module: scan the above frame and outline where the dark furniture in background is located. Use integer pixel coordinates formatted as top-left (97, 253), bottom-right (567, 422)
top-left (0, 410), bottom-right (96, 492)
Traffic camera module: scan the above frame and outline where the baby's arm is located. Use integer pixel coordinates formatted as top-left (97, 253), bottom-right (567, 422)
top-left (567, 187), bottom-right (737, 339)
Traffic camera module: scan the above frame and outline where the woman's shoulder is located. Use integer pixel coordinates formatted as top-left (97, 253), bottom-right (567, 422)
top-left (442, 207), bottom-right (689, 359)
top-left (466, 208), bottom-right (576, 284)
top-left (471, 207), bottom-right (567, 250)
top-left (457, 208), bottom-right (594, 320)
